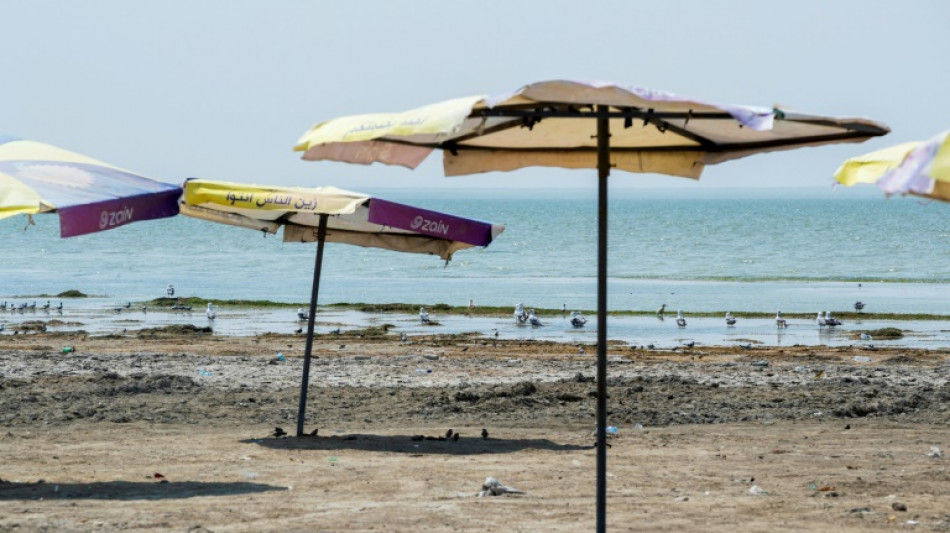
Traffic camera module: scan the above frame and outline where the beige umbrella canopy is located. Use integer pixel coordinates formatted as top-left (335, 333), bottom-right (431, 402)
top-left (294, 79), bottom-right (889, 531)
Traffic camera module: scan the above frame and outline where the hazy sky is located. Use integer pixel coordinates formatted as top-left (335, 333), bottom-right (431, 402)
top-left (4, 0), bottom-right (949, 193)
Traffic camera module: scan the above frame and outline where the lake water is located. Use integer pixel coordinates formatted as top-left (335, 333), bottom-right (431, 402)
top-left (2, 187), bottom-right (948, 347)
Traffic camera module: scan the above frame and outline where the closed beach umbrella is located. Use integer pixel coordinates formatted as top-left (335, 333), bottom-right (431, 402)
top-left (294, 79), bottom-right (889, 530)
top-left (834, 130), bottom-right (950, 202)
top-left (179, 178), bottom-right (504, 436)
top-left (0, 136), bottom-right (181, 237)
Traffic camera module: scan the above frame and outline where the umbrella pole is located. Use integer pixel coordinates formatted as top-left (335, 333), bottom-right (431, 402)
top-left (296, 213), bottom-right (330, 437)
top-left (596, 105), bottom-right (609, 533)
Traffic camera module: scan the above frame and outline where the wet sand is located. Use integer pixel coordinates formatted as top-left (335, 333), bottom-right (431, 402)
top-left (1, 329), bottom-right (949, 531)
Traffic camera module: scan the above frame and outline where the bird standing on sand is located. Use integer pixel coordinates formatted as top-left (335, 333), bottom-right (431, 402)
top-left (676, 310), bottom-right (686, 328)
top-left (816, 311), bottom-right (828, 328)
top-left (206, 302), bottom-right (216, 320)
top-left (273, 427), bottom-right (287, 438)
top-left (445, 429), bottom-right (454, 439)
top-left (419, 307), bottom-right (430, 324)
top-left (725, 312), bottom-right (737, 326)
top-left (481, 428), bottom-right (489, 439)
top-left (854, 301), bottom-right (866, 312)
top-left (297, 308), bottom-right (308, 321)
top-left (528, 309), bottom-right (543, 327)
top-left (656, 304), bottom-right (666, 316)
top-left (775, 311), bottom-right (788, 328)
top-left (452, 432), bottom-right (460, 442)
top-left (166, 284), bottom-right (174, 297)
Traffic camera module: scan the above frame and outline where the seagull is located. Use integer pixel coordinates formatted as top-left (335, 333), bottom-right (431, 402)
top-left (569, 311), bottom-right (587, 328)
top-left (28, 301), bottom-right (36, 310)
top-left (514, 303), bottom-right (528, 325)
top-left (166, 283), bottom-right (175, 297)
top-left (469, 299), bottom-right (475, 309)
top-left (123, 301), bottom-right (131, 309)
top-left (775, 310), bottom-right (788, 328)
top-left (296, 308), bottom-right (309, 321)
top-left (825, 311), bottom-right (842, 326)
top-left (206, 302), bottom-right (216, 320)
top-left (400, 332), bottom-right (408, 343)
top-left (528, 309), bottom-right (543, 327)
top-left (676, 310), bottom-right (686, 328)
top-left (656, 303), bottom-right (666, 316)
top-left (419, 307), bottom-right (430, 324)
top-left (41, 301), bottom-right (50, 311)
top-left (725, 312), bottom-right (737, 326)
top-left (816, 311), bottom-right (828, 328)
top-left (55, 301), bottom-right (63, 311)
top-left (480, 476), bottom-right (525, 497)
top-left (854, 301), bottom-right (866, 312)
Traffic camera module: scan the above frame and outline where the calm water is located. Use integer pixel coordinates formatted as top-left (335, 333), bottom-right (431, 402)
top-left (2, 187), bottom-right (949, 347)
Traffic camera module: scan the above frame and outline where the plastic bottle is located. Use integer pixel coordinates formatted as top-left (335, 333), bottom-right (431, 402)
top-left (415, 368), bottom-right (432, 375)
top-left (61, 346), bottom-right (74, 353)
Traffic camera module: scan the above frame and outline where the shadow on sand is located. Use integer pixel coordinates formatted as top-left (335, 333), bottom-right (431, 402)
top-left (242, 433), bottom-right (590, 455)
top-left (0, 480), bottom-right (287, 501)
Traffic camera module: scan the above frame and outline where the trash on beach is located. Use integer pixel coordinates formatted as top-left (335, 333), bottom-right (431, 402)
top-left (478, 476), bottom-right (525, 497)
top-left (276, 352), bottom-right (285, 362)
top-left (926, 446), bottom-right (942, 458)
top-left (853, 356), bottom-right (872, 363)
top-left (414, 368), bottom-right (432, 375)
top-left (606, 426), bottom-right (619, 435)
top-left (751, 360), bottom-right (769, 367)
top-left (198, 369), bottom-right (212, 377)
top-left (749, 485), bottom-right (770, 495)
top-left (61, 346), bottom-right (74, 353)
top-left (633, 423), bottom-right (644, 430)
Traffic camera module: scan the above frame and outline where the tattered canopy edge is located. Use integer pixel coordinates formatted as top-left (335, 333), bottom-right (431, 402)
top-left (282, 224), bottom-right (472, 261)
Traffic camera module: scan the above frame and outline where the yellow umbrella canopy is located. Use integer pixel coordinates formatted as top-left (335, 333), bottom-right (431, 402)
top-left (835, 130), bottom-right (950, 202)
top-left (294, 79), bottom-right (890, 532)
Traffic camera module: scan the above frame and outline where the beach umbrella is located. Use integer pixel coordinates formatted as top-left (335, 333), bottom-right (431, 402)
top-left (293, 79), bottom-right (889, 531)
top-left (0, 136), bottom-right (181, 237)
top-left (834, 130), bottom-right (950, 202)
top-left (179, 178), bottom-right (504, 436)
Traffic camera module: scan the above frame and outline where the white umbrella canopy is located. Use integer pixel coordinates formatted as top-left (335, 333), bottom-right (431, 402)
top-left (179, 178), bottom-right (504, 436)
top-left (294, 79), bottom-right (890, 532)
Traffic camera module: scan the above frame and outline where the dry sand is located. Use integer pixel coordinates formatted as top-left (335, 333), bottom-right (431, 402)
top-left (1, 328), bottom-right (949, 532)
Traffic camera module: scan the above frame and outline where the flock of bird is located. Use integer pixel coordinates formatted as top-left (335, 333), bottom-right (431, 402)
top-left (0, 300), bottom-right (63, 313)
top-left (653, 302), bottom-right (866, 328)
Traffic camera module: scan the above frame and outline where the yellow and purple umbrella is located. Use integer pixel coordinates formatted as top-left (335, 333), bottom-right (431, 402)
top-left (0, 136), bottom-right (181, 237)
top-left (834, 130), bottom-right (950, 202)
top-left (294, 79), bottom-right (890, 530)
top-left (179, 178), bottom-right (504, 435)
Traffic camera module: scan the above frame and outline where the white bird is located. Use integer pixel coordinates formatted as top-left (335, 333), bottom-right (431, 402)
top-left (400, 332), bottom-right (408, 343)
top-left (206, 302), bottom-right (216, 320)
top-left (656, 303), bottom-right (666, 316)
top-left (419, 307), bottom-right (430, 324)
top-left (528, 309), bottom-right (543, 327)
top-left (854, 301), bottom-right (866, 312)
top-left (166, 283), bottom-right (175, 297)
top-left (479, 476), bottom-right (525, 497)
top-left (296, 307), bottom-right (308, 321)
top-left (825, 311), bottom-right (842, 326)
top-left (514, 303), bottom-right (528, 325)
top-left (676, 310), bottom-right (686, 328)
top-left (569, 311), bottom-right (587, 328)
top-left (816, 311), bottom-right (828, 328)
top-left (725, 312), bottom-right (737, 326)
top-left (775, 311), bottom-right (788, 328)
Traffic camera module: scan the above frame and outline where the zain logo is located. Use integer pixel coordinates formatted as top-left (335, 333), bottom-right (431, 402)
top-left (98, 207), bottom-right (135, 230)
top-left (410, 215), bottom-right (450, 235)
top-left (410, 215), bottom-right (424, 229)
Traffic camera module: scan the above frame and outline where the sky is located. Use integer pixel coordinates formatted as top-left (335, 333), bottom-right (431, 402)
top-left (4, 0), bottom-right (950, 194)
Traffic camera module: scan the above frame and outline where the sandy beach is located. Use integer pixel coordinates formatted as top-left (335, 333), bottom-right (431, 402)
top-left (2, 327), bottom-right (949, 532)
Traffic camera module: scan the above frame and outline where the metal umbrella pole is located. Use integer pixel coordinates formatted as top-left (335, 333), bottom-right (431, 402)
top-left (296, 213), bottom-right (330, 436)
top-left (595, 105), bottom-right (610, 533)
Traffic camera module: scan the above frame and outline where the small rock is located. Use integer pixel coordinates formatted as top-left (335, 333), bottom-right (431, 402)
top-left (892, 502), bottom-right (907, 512)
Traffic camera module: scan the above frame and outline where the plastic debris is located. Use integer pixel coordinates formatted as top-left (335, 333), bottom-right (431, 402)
top-left (61, 346), bottom-right (74, 353)
top-left (927, 446), bottom-right (942, 458)
top-left (853, 356), bottom-right (872, 363)
top-left (749, 485), bottom-right (769, 495)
